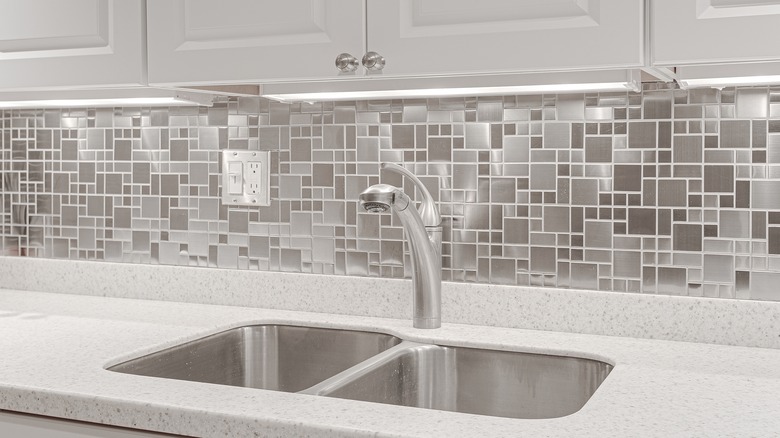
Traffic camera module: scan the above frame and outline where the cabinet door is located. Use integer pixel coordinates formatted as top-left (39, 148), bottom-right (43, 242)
top-left (366, 0), bottom-right (643, 77)
top-left (147, 0), bottom-right (365, 86)
top-left (0, 0), bottom-right (145, 91)
top-left (653, 0), bottom-right (780, 66)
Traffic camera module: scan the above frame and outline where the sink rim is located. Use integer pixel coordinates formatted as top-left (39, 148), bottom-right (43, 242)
top-left (103, 321), bottom-right (616, 371)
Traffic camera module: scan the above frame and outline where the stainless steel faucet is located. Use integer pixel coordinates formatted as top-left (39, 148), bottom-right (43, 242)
top-left (358, 163), bottom-right (442, 329)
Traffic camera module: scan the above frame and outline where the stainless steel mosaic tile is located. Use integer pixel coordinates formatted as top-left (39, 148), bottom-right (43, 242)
top-left (4, 86), bottom-right (780, 301)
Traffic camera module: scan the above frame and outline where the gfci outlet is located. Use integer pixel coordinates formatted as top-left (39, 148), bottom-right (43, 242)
top-left (221, 150), bottom-right (270, 206)
top-left (247, 162), bottom-right (262, 195)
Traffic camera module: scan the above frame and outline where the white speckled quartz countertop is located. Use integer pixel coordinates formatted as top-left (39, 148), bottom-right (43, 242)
top-left (1, 289), bottom-right (780, 437)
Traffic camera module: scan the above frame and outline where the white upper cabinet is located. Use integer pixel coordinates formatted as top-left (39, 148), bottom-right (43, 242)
top-left (653, 0), bottom-right (780, 66)
top-left (147, 0), bottom-right (365, 86)
top-left (0, 0), bottom-right (145, 91)
top-left (366, 0), bottom-right (645, 77)
top-left (148, 0), bottom-right (644, 85)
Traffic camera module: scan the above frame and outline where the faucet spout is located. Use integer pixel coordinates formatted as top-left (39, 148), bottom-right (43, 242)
top-left (381, 163), bottom-right (440, 228)
top-left (359, 179), bottom-right (442, 329)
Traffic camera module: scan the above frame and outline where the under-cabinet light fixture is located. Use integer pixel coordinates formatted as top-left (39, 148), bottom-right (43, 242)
top-left (262, 70), bottom-right (642, 103)
top-left (679, 75), bottom-right (780, 89)
top-left (0, 88), bottom-right (217, 109)
top-left (676, 62), bottom-right (780, 89)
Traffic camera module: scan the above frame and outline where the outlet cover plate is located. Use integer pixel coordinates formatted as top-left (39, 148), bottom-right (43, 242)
top-left (221, 150), bottom-right (270, 206)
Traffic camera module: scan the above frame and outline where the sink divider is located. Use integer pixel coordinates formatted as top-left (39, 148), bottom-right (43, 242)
top-left (298, 341), bottom-right (432, 396)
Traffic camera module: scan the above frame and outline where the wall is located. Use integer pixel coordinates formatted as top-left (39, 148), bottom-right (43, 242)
top-left (1, 83), bottom-right (779, 302)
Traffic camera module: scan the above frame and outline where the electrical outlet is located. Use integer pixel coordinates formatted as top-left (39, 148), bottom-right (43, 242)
top-left (247, 162), bottom-right (261, 195)
top-left (220, 151), bottom-right (270, 206)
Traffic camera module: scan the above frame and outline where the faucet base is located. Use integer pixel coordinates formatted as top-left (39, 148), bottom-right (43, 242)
top-left (413, 317), bottom-right (441, 329)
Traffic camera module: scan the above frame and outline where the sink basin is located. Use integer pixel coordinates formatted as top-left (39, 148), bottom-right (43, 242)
top-left (110, 325), bottom-right (611, 419)
top-left (311, 342), bottom-right (612, 419)
top-left (108, 325), bottom-right (402, 393)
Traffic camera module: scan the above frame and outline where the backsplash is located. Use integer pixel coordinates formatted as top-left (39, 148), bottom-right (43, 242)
top-left (2, 83), bottom-right (780, 302)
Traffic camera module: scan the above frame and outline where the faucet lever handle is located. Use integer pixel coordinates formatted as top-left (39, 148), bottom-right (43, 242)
top-left (381, 163), bottom-right (441, 227)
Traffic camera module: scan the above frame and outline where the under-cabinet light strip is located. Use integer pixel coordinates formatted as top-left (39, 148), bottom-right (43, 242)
top-left (679, 75), bottom-right (780, 89)
top-left (0, 89), bottom-right (217, 109)
top-left (263, 82), bottom-right (638, 103)
top-left (676, 61), bottom-right (780, 90)
top-left (0, 97), bottom-right (204, 109)
top-left (261, 70), bottom-right (644, 103)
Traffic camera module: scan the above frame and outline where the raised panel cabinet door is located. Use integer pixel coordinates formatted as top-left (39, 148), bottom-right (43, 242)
top-left (653, 0), bottom-right (780, 66)
top-left (365, 0), bottom-right (644, 77)
top-left (0, 0), bottom-right (145, 91)
top-left (147, 0), bottom-right (365, 85)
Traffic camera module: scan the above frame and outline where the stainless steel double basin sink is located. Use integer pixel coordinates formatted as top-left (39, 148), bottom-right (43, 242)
top-left (108, 325), bottom-right (612, 419)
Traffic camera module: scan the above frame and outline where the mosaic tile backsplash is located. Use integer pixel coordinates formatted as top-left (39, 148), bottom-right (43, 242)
top-left (3, 84), bottom-right (780, 302)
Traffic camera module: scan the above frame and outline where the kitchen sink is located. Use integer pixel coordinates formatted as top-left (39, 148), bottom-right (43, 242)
top-left (108, 325), bottom-right (402, 393)
top-left (308, 342), bottom-right (612, 419)
top-left (109, 325), bottom-right (611, 419)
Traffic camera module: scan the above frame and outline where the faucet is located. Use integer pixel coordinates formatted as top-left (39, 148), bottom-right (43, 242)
top-left (358, 163), bottom-right (442, 329)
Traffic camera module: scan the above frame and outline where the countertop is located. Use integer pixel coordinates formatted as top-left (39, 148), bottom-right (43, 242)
top-left (1, 289), bottom-right (779, 437)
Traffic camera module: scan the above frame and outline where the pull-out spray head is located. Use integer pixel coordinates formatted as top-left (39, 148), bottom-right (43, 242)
top-left (359, 183), bottom-right (410, 214)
